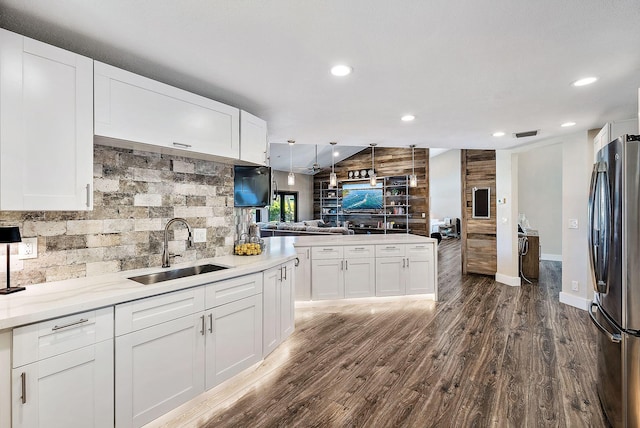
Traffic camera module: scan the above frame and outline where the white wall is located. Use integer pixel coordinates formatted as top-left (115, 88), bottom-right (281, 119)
top-left (495, 151), bottom-right (520, 286)
top-left (272, 170), bottom-right (314, 220)
top-left (560, 131), bottom-right (594, 310)
top-left (517, 143), bottom-right (563, 259)
top-left (429, 149), bottom-right (461, 220)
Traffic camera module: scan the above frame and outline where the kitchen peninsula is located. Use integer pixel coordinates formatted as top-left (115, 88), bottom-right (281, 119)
top-left (292, 234), bottom-right (438, 301)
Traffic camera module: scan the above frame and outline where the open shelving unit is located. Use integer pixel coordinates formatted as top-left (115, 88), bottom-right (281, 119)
top-left (318, 175), bottom-right (411, 234)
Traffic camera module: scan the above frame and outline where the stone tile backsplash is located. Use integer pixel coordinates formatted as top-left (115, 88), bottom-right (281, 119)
top-left (0, 144), bottom-right (236, 287)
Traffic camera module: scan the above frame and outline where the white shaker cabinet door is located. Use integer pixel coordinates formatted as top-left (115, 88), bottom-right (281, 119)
top-left (311, 259), bottom-right (344, 300)
top-left (375, 257), bottom-right (405, 296)
top-left (115, 314), bottom-right (205, 428)
top-left (344, 257), bottom-right (375, 298)
top-left (279, 261), bottom-right (295, 339)
top-left (206, 294), bottom-right (263, 389)
top-left (12, 340), bottom-right (113, 428)
top-left (0, 28), bottom-right (93, 210)
top-left (240, 110), bottom-right (267, 165)
top-left (262, 265), bottom-right (280, 357)
top-left (406, 244), bottom-right (435, 295)
top-left (294, 247), bottom-right (311, 301)
top-left (95, 61), bottom-right (240, 160)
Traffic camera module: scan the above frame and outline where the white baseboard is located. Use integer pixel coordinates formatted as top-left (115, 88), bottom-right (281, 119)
top-left (495, 273), bottom-right (521, 287)
top-left (541, 253), bottom-right (562, 261)
top-left (559, 292), bottom-right (590, 311)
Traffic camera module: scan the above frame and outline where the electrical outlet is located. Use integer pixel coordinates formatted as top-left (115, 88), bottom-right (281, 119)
top-left (422, 213), bottom-right (426, 218)
top-left (193, 228), bottom-right (207, 243)
top-left (18, 237), bottom-right (38, 260)
top-left (568, 219), bottom-right (579, 229)
top-left (571, 280), bottom-right (579, 292)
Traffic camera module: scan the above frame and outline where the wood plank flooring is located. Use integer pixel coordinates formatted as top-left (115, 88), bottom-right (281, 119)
top-left (148, 238), bottom-right (606, 427)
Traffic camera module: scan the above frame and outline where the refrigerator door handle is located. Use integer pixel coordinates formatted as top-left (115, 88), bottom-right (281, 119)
top-left (588, 161), bottom-right (611, 294)
top-left (589, 301), bottom-right (622, 343)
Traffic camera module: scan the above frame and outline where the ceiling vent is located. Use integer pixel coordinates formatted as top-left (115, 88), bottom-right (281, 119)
top-left (513, 130), bottom-right (538, 138)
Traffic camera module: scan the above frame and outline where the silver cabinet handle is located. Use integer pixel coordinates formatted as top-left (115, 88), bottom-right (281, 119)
top-left (403, 258), bottom-right (406, 268)
top-left (322, 248), bottom-right (333, 251)
top-left (208, 313), bottom-right (213, 333)
top-left (20, 372), bottom-right (26, 404)
top-left (354, 247), bottom-right (365, 250)
top-left (345, 260), bottom-right (348, 270)
top-left (200, 315), bottom-right (205, 335)
top-left (52, 318), bottom-right (89, 331)
top-left (86, 183), bottom-right (91, 207)
top-left (341, 260), bottom-right (344, 270)
top-left (283, 266), bottom-right (287, 280)
top-left (306, 248), bottom-right (310, 259)
top-left (406, 258), bottom-right (410, 267)
top-left (173, 142), bottom-right (192, 148)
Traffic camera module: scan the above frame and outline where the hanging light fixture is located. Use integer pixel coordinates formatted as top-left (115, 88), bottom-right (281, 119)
top-left (329, 142), bottom-right (337, 187)
top-left (409, 144), bottom-right (418, 187)
top-left (287, 140), bottom-right (295, 185)
top-left (369, 143), bottom-right (377, 186)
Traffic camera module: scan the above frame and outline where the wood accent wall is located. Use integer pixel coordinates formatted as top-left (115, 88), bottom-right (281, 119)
top-left (314, 147), bottom-right (430, 236)
top-left (461, 149), bottom-right (497, 275)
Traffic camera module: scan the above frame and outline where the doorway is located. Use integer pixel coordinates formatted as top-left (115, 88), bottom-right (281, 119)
top-left (269, 191), bottom-right (298, 222)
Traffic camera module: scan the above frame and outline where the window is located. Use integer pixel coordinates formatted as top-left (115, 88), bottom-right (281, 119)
top-left (269, 191), bottom-right (298, 222)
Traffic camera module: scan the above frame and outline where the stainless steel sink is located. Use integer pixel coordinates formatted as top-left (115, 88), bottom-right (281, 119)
top-left (128, 264), bottom-right (229, 285)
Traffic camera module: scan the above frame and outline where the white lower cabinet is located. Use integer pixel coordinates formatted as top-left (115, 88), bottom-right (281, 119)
top-left (263, 261), bottom-right (295, 357)
top-left (11, 308), bottom-right (114, 428)
top-left (115, 313), bottom-right (205, 428)
top-left (294, 246), bottom-right (311, 301)
top-left (115, 274), bottom-right (264, 428)
top-left (375, 243), bottom-right (435, 297)
top-left (205, 294), bottom-right (263, 389)
top-left (311, 245), bottom-right (375, 300)
top-left (375, 256), bottom-right (406, 296)
top-left (343, 246), bottom-right (375, 298)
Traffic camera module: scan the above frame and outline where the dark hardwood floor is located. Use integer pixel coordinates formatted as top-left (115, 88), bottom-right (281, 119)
top-left (152, 238), bottom-right (606, 428)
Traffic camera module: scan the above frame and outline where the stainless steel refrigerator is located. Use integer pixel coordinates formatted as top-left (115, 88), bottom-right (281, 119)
top-left (589, 134), bottom-right (640, 427)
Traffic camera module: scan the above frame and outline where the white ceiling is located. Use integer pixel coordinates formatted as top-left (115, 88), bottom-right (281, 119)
top-left (2, 0), bottom-right (639, 169)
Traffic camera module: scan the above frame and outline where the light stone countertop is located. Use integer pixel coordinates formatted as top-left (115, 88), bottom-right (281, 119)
top-left (0, 237), bottom-right (299, 331)
top-left (0, 235), bottom-right (436, 330)
top-left (292, 233), bottom-right (437, 247)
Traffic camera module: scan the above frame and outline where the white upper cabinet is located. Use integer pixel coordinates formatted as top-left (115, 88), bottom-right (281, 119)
top-left (94, 61), bottom-right (240, 160)
top-left (240, 110), bottom-right (267, 165)
top-left (0, 28), bottom-right (93, 210)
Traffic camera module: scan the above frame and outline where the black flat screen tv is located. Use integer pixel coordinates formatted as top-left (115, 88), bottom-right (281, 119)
top-left (342, 182), bottom-right (383, 211)
top-left (234, 165), bottom-right (271, 207)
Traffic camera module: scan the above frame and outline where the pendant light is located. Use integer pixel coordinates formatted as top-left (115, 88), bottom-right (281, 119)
top-left (369, 143), bottom-right (377, 186)
top-left (287, 140), bottom-right (295, 186)
top-left (329, 142), bottom-right (337, 187)
top-left (409, 144), bottom-right (418, 188)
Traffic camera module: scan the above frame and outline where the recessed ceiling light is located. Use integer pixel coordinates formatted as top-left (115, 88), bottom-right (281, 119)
top-left (572, 77), bottom-right (598, 87)
top-left (401, 115), bottom-right (415, 122)
top-left (492, 131), bottom-right (505, 137)
top-left (561, 122), bottom-right (576, 127)
top-left (330, 65), bottom-right (352, 77)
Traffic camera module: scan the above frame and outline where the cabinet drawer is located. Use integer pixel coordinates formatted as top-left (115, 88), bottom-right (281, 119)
top-left (205, 272), bottom-right (263, 309)
top-left (13, 307), bottom-right (113, 368)
top-left (311, 246), bottom-right (344, 260)
top-left (375, 244), bottom-right (405, 257)
top-left (116, 287), bottom-right (205, 336)
top-left (343, 245), bottom-right (374, 259)
top-left (406, 243), bottom-right (433, 259)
